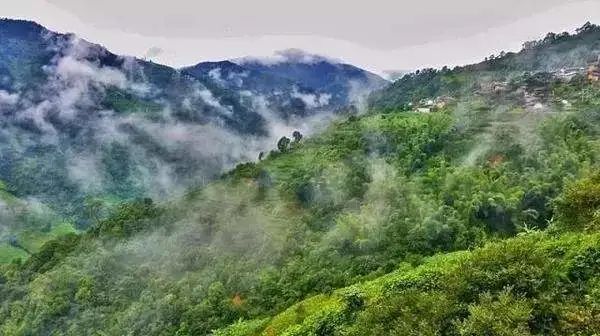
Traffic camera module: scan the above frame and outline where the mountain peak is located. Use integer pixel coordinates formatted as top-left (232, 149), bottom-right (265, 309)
top-left (233, 48), bottom-right (342, 66)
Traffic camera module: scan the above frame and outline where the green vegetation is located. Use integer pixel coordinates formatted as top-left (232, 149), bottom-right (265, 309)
top-left (101, 87), bottom-right (165, 116)
top-left (0, 179), bottom-right (79, 261)
top-left (219, 231), bottom-right (600, 335)
top-left (1, 68), bottom-right (599, 334)
top-left (1, 21), bottom-right (600, 336)
top-left (0, 245), bottom-right (28, 264)
top-left (369, 22), bottom-right (600, 110)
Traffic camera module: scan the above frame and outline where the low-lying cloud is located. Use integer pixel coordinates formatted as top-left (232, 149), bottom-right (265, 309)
top-left (0, 33), bottom-right (371, 216)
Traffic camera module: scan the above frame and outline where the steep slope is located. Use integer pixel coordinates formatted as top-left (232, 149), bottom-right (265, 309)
top-left (1, 20), bottom-right (600, 336)
top-left (0, 19), bottom-right (266, 133)
top-left (183, 50), bottom-right (388, 118)
top-left (0, 48), bottom-right (598, 334)
top-left (0, 19), bottom-right (261, 225)
top-left (0, 19), bottom-right (383, 233)
top-left (182, 60), bottom-right (332, 120)
top-left (183, 60), bottom-right (298, 95)
top-left (370, 22), bottom-right (600, 110)
top-left (236, 49), bottom-right (388, 107)
top-left (218, 229), bottom-right (600, 335)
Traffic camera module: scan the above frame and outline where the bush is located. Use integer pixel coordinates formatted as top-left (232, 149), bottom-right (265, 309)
top-left (555, 171), bottom-right (600, 231)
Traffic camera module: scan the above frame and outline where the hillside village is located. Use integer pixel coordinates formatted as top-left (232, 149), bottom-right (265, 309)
top-left (411, 54), bottom-right (600, 114)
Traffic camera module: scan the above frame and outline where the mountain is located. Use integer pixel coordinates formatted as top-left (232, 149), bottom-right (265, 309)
top-left (183, 50), bottom-right (387, 116)
top-left (181, 60), bottom-right (336, 120)
top-left (233, 49), bottom-right (387, 106)
top-left (0, 18), bottom-right (385, 240)
top-left (369, 22), bottom-right (600, 109)
top-left (0, 22), bottom-right (599, 335)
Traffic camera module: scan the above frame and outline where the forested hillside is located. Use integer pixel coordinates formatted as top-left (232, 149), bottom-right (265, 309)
top-left (0, 18), bottom-right (384, 259)
top-left (370, 22), bottom-right (600, 109)
top-left (0, 22), bottom-right (600, 336)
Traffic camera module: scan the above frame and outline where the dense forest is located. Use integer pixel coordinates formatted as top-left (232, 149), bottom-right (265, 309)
top-left (1, 22), bottom-right (600, 335)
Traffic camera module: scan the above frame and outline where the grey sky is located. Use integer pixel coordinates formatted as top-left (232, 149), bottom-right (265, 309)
top-left (4, 0), bottom-right (600, 75)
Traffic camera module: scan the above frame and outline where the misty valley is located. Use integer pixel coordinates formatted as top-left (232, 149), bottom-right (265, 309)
top-left (0, 18), bottom-right (600, 336)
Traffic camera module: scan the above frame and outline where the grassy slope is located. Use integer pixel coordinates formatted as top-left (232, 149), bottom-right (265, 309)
top-left (3, 224), bottom-right (78, 262)
top-left (0, 245), bottom-right (28, 264)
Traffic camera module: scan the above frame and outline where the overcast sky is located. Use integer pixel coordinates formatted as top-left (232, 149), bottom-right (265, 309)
top-left (3, 0), bottom-right (600, 75)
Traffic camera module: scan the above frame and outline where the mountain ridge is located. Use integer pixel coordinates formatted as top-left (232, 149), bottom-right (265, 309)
top-left (0, 18), bottom-right (599, 336)
top-left (0, 17), bottom-right (385, 253)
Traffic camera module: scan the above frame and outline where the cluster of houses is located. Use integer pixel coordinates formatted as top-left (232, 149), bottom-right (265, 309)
top-left (545, 57), bottom-right (600, 82)
top-left (555, 67), bottom-right (586, 81)
top-left (409, 55), bottom-right (600, 114)
top-left (410, 96), bottom-right (454, 113)
top-left (550, 56), bottom-right (600, 82)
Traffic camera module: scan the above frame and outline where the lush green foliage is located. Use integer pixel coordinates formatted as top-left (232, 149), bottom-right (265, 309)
top-left (1, 20), bottom-right (600, 336)
top-left (0, 69), bottom-right (598, 334)
top-left (219, 231), bottom-right (600, 335)
top-left (0, 18), bottom-right (385, 252)
top-left (369, 22), bottom-right (600, 110)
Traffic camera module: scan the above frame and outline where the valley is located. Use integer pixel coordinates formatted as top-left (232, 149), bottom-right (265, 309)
top-left (0, 18), bottom-right (600, 336)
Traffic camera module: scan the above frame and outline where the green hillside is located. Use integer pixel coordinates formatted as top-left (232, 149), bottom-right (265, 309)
top-left (369, 22), bottom-right (600, 110)
top-left (0, 18), bottom-right (384, 241)
top-left (0, 181), bottom-right (78, 263)
top-left (1, 22), bottom-right (600, 336)
top-left (217, 229), bottom-right (600, 336)
top-left (1, 62), bottom-right (599, 334)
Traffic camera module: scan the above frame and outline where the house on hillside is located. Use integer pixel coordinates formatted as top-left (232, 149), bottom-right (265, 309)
top-left (555, 67), bottom-right (585, 81)
top-left (413, 96), bottom-right (454, 113)
top-left (476, 81), bottom-right (509, 95)
top-left (491, 81), bottom-right (509, 94)
top-left (588, 56), bottom-right (600, 81)
top-left (433, 95), bottom-right (454, 108)
top-left (413, 98), bottom-right (433, 113)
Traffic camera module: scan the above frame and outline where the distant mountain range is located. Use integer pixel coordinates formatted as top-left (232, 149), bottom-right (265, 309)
top-left (0, 18), bottom-right (387, 230)
top-left (184, 49), bottom-right (386, 114)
